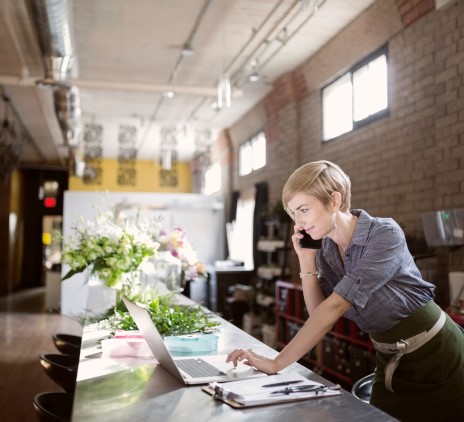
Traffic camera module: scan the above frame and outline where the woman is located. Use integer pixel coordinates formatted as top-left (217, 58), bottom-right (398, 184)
top-left (227, 160), bottom-right (464, 421)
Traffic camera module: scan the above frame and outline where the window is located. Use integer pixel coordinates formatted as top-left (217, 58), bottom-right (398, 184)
top-left (226, 188), bottom-right (256, 269)
top-left (203, 163), bottom-right (221, 195)
top-left (239, 131), bottom-right (266, 176)
top-left (322, 46), bottom-right (389, 142)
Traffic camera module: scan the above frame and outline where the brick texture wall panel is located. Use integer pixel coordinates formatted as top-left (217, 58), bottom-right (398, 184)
top-left (222, 0), bottom-right (464, 294)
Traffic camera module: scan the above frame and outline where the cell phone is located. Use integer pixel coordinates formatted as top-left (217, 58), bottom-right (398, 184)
top-left (299, 230), bottom-right (322, 249)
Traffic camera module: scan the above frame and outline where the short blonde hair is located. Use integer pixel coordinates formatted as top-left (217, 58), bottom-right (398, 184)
top-left (282, 160), bottom-right (351, 214)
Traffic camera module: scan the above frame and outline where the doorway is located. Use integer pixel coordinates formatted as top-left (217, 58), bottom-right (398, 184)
top-left (19, 168), bottom-right (67, 290)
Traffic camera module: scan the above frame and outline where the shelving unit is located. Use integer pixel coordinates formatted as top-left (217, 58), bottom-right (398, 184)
top-left (256, 239), bottom-right (290, 282)
top-left (275, 280), bottom-right (376, 387)
top-left (236, 234), bottom-right (291, 348)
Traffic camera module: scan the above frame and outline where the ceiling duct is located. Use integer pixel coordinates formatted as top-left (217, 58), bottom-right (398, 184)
top-left (25, 0), bottom-right (75, 86)
top-left (25, 0), bottom-right (81, 151)
top-left (53, 85), bottom-right (81, 146)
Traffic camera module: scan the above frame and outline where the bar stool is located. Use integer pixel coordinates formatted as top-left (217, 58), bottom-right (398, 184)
top-left (32, 391), bottom-right (73, 422)
top-left (39, 354), bottom-right (78, 394)
top-left (52, 334), bottom-right (82, 358)
top-left (351, 373), bottom-right (375, 403)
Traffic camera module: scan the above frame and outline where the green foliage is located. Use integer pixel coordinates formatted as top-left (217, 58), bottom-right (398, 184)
top-left (61, 208), bottom-right (158, 287)
top-left (91, 291), bottom-right (221, 337)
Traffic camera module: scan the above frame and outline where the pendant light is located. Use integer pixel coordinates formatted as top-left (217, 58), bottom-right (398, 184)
top-left (0, 94), bottom-right (24, 185)
top-left (217, 74), bottom-right (231, 109)
top-left (217, 11), bottom-right (231, 109)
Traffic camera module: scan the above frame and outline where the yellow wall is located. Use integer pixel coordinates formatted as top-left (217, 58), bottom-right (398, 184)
top-left (69, 159), bottom-right (192, 192)
top-left (10, 169), bottom-right (22, 214)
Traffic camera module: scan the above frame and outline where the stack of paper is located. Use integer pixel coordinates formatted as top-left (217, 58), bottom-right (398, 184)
top-left (208, 371), bottom-right (341, 407)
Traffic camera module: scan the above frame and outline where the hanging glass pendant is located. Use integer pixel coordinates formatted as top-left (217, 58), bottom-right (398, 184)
top-left (217, 74), bottom-right (231, 109)
top-left (0, 96), bottom-right (24, 185)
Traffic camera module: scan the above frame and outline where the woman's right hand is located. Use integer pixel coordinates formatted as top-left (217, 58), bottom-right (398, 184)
top-left (291, 228), bottom-right (318, 259)
top-left (226, 348), bottom-right (279, 375)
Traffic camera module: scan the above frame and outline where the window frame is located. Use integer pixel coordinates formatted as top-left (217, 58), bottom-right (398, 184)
top-left (321, 44), bottom-right (389, 142)
top-left (238, 130), bottom-right (267, 177)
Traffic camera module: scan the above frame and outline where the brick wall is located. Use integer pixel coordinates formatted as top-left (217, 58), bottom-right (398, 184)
top-left (219, 0), bottom-right (464, 305)
top-left (396, 0), bottom-right (435, 27)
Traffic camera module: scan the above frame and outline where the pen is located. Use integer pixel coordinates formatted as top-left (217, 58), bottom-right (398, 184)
top-left (262, 380), bottom-right (303, 388)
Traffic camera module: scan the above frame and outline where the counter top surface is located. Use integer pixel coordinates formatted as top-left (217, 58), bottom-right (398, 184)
top-left (71, 294), bottom-right (397, 421)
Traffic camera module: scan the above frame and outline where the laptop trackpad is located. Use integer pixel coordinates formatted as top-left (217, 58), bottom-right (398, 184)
top-left (226, 364), bottom-right (254, 379)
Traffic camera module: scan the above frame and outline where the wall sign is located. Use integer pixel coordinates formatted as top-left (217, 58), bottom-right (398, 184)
top-left (83, 123), bottom-right (103, 185)
top-left (117, 125), bottom-right (137, 186)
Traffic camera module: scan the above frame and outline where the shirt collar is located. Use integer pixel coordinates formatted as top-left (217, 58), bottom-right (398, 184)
top-left (350, 209), bottom-right (372, 247)
top-left (321, 209), bottom-right (372, 252)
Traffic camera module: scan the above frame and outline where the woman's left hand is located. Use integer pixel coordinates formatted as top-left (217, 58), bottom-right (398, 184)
top-left (226, 348), bottom-right (278, 374)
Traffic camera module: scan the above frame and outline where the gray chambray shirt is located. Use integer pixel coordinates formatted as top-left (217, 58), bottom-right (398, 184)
top-left (316, 209), bottom-right (435, 334)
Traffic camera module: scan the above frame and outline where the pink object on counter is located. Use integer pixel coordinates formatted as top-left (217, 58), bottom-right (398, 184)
top-left (114, 330), bottom-right (144, 339)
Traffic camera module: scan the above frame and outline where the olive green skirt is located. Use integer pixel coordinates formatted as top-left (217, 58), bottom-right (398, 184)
top-left (369, 300), bottom-right (464, 422)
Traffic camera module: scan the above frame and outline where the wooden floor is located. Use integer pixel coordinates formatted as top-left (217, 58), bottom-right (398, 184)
top-left (0, 287), bottom-right (82, 422)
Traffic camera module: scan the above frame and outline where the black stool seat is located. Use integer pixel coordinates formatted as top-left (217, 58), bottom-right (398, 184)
top-left (33, 391), bottom-right (73, 422)
top-left (39, 354), bottom-right (78, 394)
top-left (52, 334), bottom-right (82, 358)
top-left (351, 373), bottom-right (375, 403)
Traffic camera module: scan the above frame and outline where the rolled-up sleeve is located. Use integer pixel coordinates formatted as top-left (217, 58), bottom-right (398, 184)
top-left (335, 274), bottom-right (371, 307)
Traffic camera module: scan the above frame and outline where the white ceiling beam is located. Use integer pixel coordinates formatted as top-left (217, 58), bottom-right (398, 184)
top-left (73, 79), bottom-right (243, 98)
top-left (0, 75), bottom-right (243, 97)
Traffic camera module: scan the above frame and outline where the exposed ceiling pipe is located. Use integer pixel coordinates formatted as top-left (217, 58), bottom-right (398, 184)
top-left (24, 0), bottom-right (82, 168)
top-left (25, 0), bottom-right (75, 85)
top-left (169, 0), bottom-right (213, 84)
top-left (187, 0), bottom-right (301, 123)
top-left (255, 0), bottom-right (328, 73)
top-left (74, 79), bottom-right (237, 97)
top-left (222, 0), bottom-right (289, 77)
top-left (228, 0), bottom-right (301, 84)
top-left (0, 75), bottom-right (241, 98)
top-left (203, 0), bottom-right (326, 123)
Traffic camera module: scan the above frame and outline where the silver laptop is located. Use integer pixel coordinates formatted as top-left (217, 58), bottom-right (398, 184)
top-left (123, 298), bottom-right (266, 385)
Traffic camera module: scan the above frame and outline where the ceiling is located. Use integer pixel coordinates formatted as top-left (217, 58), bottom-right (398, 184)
top-left (0, 0), bottom-right (376, 169)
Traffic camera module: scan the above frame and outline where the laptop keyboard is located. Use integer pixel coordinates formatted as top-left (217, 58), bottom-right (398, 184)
top-left (176, 358), bottom-right (226, 378)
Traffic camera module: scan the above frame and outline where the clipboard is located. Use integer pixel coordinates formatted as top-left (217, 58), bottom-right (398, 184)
top-left (201, 371), bottom-right (342, 408)
top-left (202, 385), bottom-right (250, 409)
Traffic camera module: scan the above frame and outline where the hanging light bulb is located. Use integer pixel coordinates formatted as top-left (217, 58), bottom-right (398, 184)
top-left (217, 74), bottom-right (231, 109)
top-left (248, 72), bottom-right (260, 82)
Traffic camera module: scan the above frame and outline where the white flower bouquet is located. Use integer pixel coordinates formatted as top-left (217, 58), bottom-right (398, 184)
top-left (61, 208), bottom-right (159, 288)
top-left (61, 204), bottom-right (207, 290)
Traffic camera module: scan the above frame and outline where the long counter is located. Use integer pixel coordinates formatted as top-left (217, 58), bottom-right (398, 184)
top-left (71, 294), bottom-right (397, 421)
